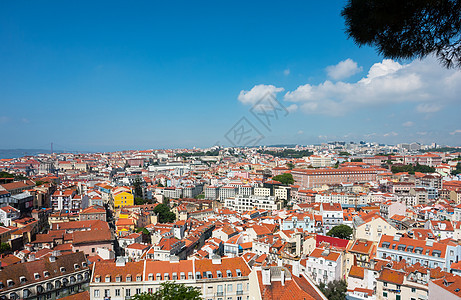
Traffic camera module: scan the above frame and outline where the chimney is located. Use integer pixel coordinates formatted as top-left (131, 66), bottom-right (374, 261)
top-left (115, 256), bottom-right (126, 267)
top-left (292, 261), bottom-right (300, 277)
top-left (212, 255), bottom-right (222, 265)
top-left (29, 254), bottom-right (35, 262)
top-left (52, 250), bottom-right (60, 257)
top-left (262, 267), bottom-right (271, 285)
top-left (281, 268), bottom-right (285, 286)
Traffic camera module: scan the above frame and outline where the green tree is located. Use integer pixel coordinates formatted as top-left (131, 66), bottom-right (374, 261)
top-left (414, 163), bottom-right (435, 173)
top-left (0, 172), bottom-right (14, 178)
top-left (136, 227), bottom-right (150, 235)
top-left (154, 204), bottom-right (176, 223)
top-left (453, 162), bottom-right (461, 175)
top-left (319, 280), bottom-right (347, 300)
top-left (272, 173), bottom-right (294, 185)
top-left (326, 225), bottom-right (353, 240)
top-left (131, 282), bottom-right (202, 300)
top-left (286, 162), bottom-right (295, 170)
top-left (135, 197), bottom-right (148, 205)
top-left (0, 242), bottom-right (11, 254)
top-left (342, 0), bottom-right (461, 68)
top-left (133, 177), bottom-right (144, 198)
top-left (339, 151), bottom-right (351, 156)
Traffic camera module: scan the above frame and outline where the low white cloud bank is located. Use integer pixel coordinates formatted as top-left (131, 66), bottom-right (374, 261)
top-left (326, 58), bottom-right (363, 80)
top-left (238, 84), bottom-right (284, 106)
top-left (283, 58), bottom-right (461, 116)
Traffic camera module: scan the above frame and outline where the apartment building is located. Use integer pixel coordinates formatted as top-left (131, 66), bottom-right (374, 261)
top-left (224, 195), bottom-right (281, 213)
top-left (305, 247), bottom-right (342, 285)
top-left (377, 235), bottom-right (460, 271)
top-left (0, 252), bottom-right (90, 300)
top-left (291, 167), bottom-right (380, 189)
top-left (90, 256), bottom-right (251, 300)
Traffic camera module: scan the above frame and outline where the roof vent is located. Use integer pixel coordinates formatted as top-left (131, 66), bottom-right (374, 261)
top-left (115, 257), bottom-right (126, 267)
top-left (212, 255), bottom-right (222, 265)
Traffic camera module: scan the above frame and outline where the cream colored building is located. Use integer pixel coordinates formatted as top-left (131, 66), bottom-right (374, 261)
top-left (354, 215), bottom-right (399, 243)
top-left (90, 256), bottom-right (251, 300)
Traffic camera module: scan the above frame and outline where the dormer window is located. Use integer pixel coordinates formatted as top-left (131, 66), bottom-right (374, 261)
top-left (164, 273), bottom-right (169, 280)
top-left (74, 264), bottom-right (80, 270)
top-left (7, 280), bottom-right (14, 287)
top-left (195, 272), bottom-right (201, 279)
top-left (148, 274), bottom-right (153, 281)
top-left (156, 273), bottom-right (161, 281)
top-left (82, 262), bottom-right (87, 268)
top-left (172, 273), bottom-right (178, 280)
top-left (34, 273), bottom-right (40, 280)
top-left (180, 272), bottom-right (185, 280)
top-left (217, 271), bottom-right (222, 278)
top-left (44, 271), bottom-right (50, 278)
top-left (116, 275), bottom-right (121, 282)
top-left (126, 275), bottom-right (132, 282)
top-left (136, 275), bottom-right (142, 282)
top-left (60, 267), bottom-right (66, 273)
top-left (105, 275), bottom-right (111, 283)
top-left (95, 276), bottom-right (101, 283)
top-left (227, 270), bottom-right (232, 277)
top-left (20, 276), bottom-right (27, 284)
top-left (236, 269), bottom-right (242, 277)
top-left (188, 272), bottom-right (193, 280)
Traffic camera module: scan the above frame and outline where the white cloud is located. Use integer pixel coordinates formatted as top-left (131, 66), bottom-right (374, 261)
top-left (283, 57), bottom-right (461, 116)
top-left (403, 121), bottom-right (414, 127)
top-left (284, 69), bottom-right (290, 76)
top-left (383, 132), bottom-right (398, 137)
top-left (326, 58), bottom-right (363, 80)
top-left (416, 103), bottom-right (442, 113)
top-left (450, 129), bottom-right (461, 135)
top-left (297, 130), bottom-right (304, 135)
top-left (286, 104), bottom-right (298, 113)
top-left (238, 84), bottom-right (284, 106)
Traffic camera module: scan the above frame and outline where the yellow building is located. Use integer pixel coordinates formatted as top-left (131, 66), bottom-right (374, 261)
top-left (113, 191), bottom-right (134, 208)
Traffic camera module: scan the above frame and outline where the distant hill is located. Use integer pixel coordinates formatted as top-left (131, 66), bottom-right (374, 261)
top-left (0, 149), bottom-right (51, 159)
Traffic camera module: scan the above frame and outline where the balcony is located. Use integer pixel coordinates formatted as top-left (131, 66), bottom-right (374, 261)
top-left (236, 290), bottom-right (243, 295)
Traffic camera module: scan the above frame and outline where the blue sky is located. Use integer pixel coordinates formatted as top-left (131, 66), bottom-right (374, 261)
top-left (1, 1), bottom-right (460, 151)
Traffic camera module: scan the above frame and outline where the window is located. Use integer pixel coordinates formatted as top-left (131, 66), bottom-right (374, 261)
top-left (126, 289), bottom-right (131, 297)
top-left (105, 276), bottom-right (111, 282)
top-left (104, 289), bottom-right (110, 297)
top-left (411, 288), bottom-right (416, 293)
top-left (384, 282), bottom-right (388, 287)
top-left (217, 285), bottom-right (223, 296)
top-left (94, 290), bottom-right (100, 298)
top-left (136, 275), bottom-right (142, 282)
top-left (126, 275), bottom-right (132, 282)
top-left (115, 289), bottom-right (120, 297)
top-left (227, 284), bottom-right (233, 292)
top-left (136, 288), bottom-right (141, 294)
top-left (383, 292), bottom-right (387, 297)
top-left (116, 275), bottom-right (121, 282)
top-left (237, 283), bottom-right (243, 295)
top-left (148, 274), bottom-right (154, 281)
